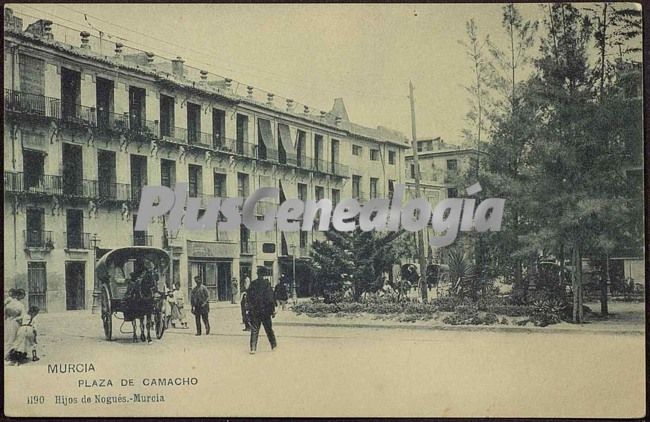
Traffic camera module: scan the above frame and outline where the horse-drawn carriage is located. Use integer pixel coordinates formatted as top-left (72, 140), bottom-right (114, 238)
top-left (95, 247), bottom-right (170, 342)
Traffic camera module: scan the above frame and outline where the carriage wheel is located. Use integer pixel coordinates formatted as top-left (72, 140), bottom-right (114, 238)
top-left (101, 285), bottom-right (112, 341)
top-left (154, 308), bottom-right (165, 339)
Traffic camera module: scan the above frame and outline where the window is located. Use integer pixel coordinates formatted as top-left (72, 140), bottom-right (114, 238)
top-left (188, 165), bottom-right (203, 197)
top-left (23, 149), bottom-right (45, 191)
top-left (370, 178), bottom-right (378, 199)
top-left (352, 145), bottom-right (362, 156)
top-left (410, 164), bottom-right (416, 179)
top-left (315, 186), bottom-right (324, 201)
top-left (388, 180), bottom-right (395, 199)
top-left (66, 209), bottom-right (86, 249)
top-left (159, 94), bottom-right (175, 137)
top-left (370, 149), bottom-right (380, 161)
top-left (61, 68), bottom-right (81, 122)
top-left (237, 173), bottom-right (249, 197)
top-left (236, 114), bottom-right (249, 154)
top-left (96, 77), bottom-right (114, 131)
top-left (446, 159), bottom-right (458, 171)
top-left (447, 188), bottom-right (458, 198)
top-left (297, 183), bottom-right (308, 201)
top-left (240, 225), bottom-right (252, 254)
top-left (128, 86), bottom-right (146, 130)
top-left (332, 189), bottom-right (340, 208)
top-left (160, 159), bottom-right (175, 188)
top-left (25, 208), bottom-right (46, 248)
top-left (314, 134), bottom-right (323, 163)
top-left (214, 173), bottom-right (227, 197)
top-left (98, 150), bottom-right (117, 199)
top-left (388, 150), bottom-right (396, 165)
top-left (212, 109), bottom-right (225, 148)
top-left (62, 143), bottom-right (83, 196)
top-left (331, 139), bottom-right (340, 165)
top-left (258, 119), bottom-right (275, 161)
top-left (352, 175), bottom-right (361, 199)
top-left (187, 102), bottom-right (202, 144)
top-left (296, 130), bottom-right (307, 168)
top-left (130, 155), bottom-right (148, 203)
top-left (27, 262), bottom-right (47, 311)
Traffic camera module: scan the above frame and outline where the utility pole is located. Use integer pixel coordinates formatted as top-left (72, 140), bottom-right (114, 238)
top-left (409, 81), bottom-right (428, 302)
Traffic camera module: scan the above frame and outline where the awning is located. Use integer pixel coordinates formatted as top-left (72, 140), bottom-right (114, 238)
top-left (22, 132), bottom-right (48, 153)
top-left (277, 123), bottom-right (295, 154)
top-left (258, 118), bottom-right (275, 149)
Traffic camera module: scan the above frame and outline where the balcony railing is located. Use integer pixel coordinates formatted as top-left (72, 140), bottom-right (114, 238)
top-left (131, 234), bottom-right (153, 246)
top-left (96, 111), bottom-right (130, 133)
top-left (257, 145), bottom-right (278, 163)
top-left (4, 89), bottom-right (60, 118)
top-left (62, 179), bottom-right (98, 198)
top-left (98, 181), bottom-right (131, 202)
top-left (131, 185), bottom-right (145, 205)
top-left (240, 240), bottom-right (255, 255)
top-left (58, 102), bottom-right (97, 127)
top-left (24, 230), bottom-right (54, 249)
top-left (128, 117), bottom-right (159, 137)
top-left (64, 232), bottom-right (91, 249)
top-left (4, 172), bottom-right (64, 196)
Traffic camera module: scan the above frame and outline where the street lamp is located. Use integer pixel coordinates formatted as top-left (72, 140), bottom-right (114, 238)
top-left (290, 243), bottom-right (297, 304)
top-left (90, 233), bottom-right (101, 314)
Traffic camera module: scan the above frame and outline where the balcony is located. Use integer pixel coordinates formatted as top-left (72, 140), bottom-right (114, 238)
top-left (131, 185), bottom-right (145, 206)
top-left (5, 172), bottom-right (64, 196)
top-left (98, 181), bottom-right (131, 202)
top-left (330, 161), bottom-right (349, 177)
top-left (64, 232), bottom-right (91, 249)
top-left (4, 89), bottom-right (59, 119)
top-left (225, 138), bottom-right (257, 159)
top-left (62, 179), bottom-right (98, 198)
top-left (24, 230), bottom-right (54, 249)
top-left (128, 117), bottom-right (159, 137)
top-left (96, 111), bottom-right (130, 133)
top-left (444, 170), bottom-right (459, 184)
top-left (58, 102), bottom-right (97, 127)
top-left (257, 146), bottom-right (279, 163)
top-left (240, 240), bottom-right (255, 255)
top-left (256, 200), bottom-right (276, 215)
top-left (131, 234), bottom-right (153, 246)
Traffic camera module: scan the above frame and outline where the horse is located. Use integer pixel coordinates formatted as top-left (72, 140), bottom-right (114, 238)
top-left (125, 270), bottom-right (158, 343)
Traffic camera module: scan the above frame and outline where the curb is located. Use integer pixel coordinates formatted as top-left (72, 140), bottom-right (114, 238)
top-left (274, 320), bottom-right (644, 336)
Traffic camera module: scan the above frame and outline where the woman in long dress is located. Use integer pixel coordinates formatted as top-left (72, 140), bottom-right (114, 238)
top-left (7, 305), bottom-right (39, 365)
top-left (170, 283), bottom-right (188, 329)
top-left (5, 288), bottom-right (26, 354)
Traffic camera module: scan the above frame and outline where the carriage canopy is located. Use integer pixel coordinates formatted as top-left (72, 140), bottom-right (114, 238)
top-left (96, 247), bottom-right (170, 299)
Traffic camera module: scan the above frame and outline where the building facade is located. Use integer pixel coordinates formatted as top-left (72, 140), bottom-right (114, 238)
top-left (3, 9), bottom-right (409, 311)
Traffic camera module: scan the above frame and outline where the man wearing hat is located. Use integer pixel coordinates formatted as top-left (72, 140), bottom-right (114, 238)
top-left (190, 275), bottom-right (210, 335)
top-left (246, 266), bottom-right (276, 354)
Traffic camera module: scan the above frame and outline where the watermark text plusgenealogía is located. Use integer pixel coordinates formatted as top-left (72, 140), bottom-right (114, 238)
top-left (135, 182), bottom-right (504, 247)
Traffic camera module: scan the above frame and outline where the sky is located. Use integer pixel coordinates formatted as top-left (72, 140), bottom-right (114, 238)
top-left (7, 3), bottom-right (635, 142)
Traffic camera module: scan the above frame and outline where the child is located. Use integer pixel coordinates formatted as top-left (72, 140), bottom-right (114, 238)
top-left (8, 305), bottom-right (40, 365)
top-left (5, 288), bottom-right (26, 355)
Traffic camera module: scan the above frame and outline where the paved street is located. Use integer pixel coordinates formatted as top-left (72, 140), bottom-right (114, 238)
top-left (4, 306), bottom-right (646, 417)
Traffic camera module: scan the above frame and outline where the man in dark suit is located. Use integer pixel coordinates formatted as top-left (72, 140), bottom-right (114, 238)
top-left (190, 276), bottom-right (210, 336)
top-left (247, 267), bottom-right (276, 354)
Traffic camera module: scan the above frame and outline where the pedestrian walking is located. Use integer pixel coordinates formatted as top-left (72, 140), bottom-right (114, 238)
top-left (230, 277), bottom-right (239, 304)
top-left (247, 267), bottom-right (277, 354)
top-left (190, 276), bottom-right (210, 336)
top-left (171, 283), bottom-right (188, 329)
top-left (274, 280), bottom-right (289, 310)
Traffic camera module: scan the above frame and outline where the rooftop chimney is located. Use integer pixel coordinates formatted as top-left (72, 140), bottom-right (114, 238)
top-left (145, 51), bottom-right (155, 65)
top-left (200, 70), bottom-right (208, 81)
top-left (171, 56), bottom-right (184, 78)
top-left (286, 99), bottom-right (294, 112)
top-left (25, 19), bottom-right (53, 40)
top-left (320, 110), bottom-right (326, 121)
top-left (114, 42), bottom-right (123, 58)
top-left (224, 78), bottom-right (232, 90)
top-left (80, 31), bottom-right (90, 50)
top-left (267, 93), bottom-right (274, 106)
top-left (247, 86), bottom-right (254, 99)
top-left (304, 105), bottom-right (310, 115)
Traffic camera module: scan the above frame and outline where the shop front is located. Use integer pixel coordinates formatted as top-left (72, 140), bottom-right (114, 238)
top-left (186, 241), bottom-right (238, 302)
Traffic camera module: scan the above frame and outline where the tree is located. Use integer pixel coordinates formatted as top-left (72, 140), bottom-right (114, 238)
top-left (310, 228), bottom-right (415, 301)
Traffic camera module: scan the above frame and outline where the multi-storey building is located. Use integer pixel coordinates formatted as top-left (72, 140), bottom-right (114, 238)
top-left (3, 9), bottom-right (409, 311)
top-left (404, 137), bottom-right (483, 260)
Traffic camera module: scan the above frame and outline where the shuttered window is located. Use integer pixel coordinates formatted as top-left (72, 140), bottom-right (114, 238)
top-left (28, 262), bottom-right (47, 311)
top-left (19, 54), bottom-right (45, 95)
